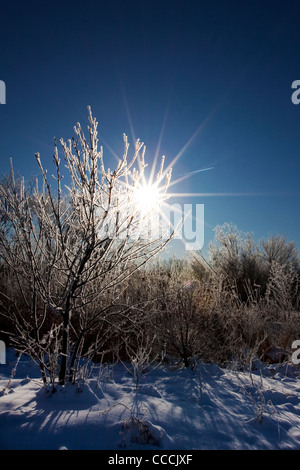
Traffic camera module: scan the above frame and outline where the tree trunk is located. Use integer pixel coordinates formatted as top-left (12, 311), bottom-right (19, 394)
top-left (58, 297), bottom-right (71, 385)
top-left (69, 331), bottom-right (84, 383)
top-left (39, 361), bottom-right (47, 384)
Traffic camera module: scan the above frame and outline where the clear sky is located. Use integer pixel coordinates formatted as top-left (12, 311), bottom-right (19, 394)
top-left (1, 0), bottom-right (300, 257)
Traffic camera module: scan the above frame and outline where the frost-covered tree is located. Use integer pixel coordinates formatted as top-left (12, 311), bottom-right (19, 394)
top-left (260, 235), bottom-right (299, 272)
top-left (0, 107), bottom-right (174, 385)
top-left (207, 223), bottom-right (300, 302)
top-left (208, 223), bottom-right (264, 300)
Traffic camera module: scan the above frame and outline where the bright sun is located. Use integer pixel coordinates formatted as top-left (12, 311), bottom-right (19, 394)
top-left (133, 182), bottom-right (162, 214)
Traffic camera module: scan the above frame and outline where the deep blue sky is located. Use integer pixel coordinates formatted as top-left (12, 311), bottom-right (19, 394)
top-left (1, 0), bottom-right (300, 257)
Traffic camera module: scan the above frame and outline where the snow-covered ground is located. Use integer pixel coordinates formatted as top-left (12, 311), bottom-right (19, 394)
top-left (0, 348), bottom-right (299, 450)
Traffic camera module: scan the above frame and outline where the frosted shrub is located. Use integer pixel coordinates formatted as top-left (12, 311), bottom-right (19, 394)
top-left (0, 107), bottom-right (174, 386)
top-left (120, 416), bottom-right (163, 447)
top-left (120, 328), bottom-right (163, 391)
top-left (265, 261), bottom-right (298, 311)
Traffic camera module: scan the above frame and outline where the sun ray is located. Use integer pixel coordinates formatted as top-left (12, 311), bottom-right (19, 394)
top-left (118, 72), bottom-right (136, 145)
top-left (149, 91), bottom-right (173, 187)
top-left (101, 137), bottom-right (122, 164)
top-left (169, 166), bottom-right (215, 188)
top-left (167, 191), bottom-right (296, 198)
top-left (161, 103), bottom-right (220, 180)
